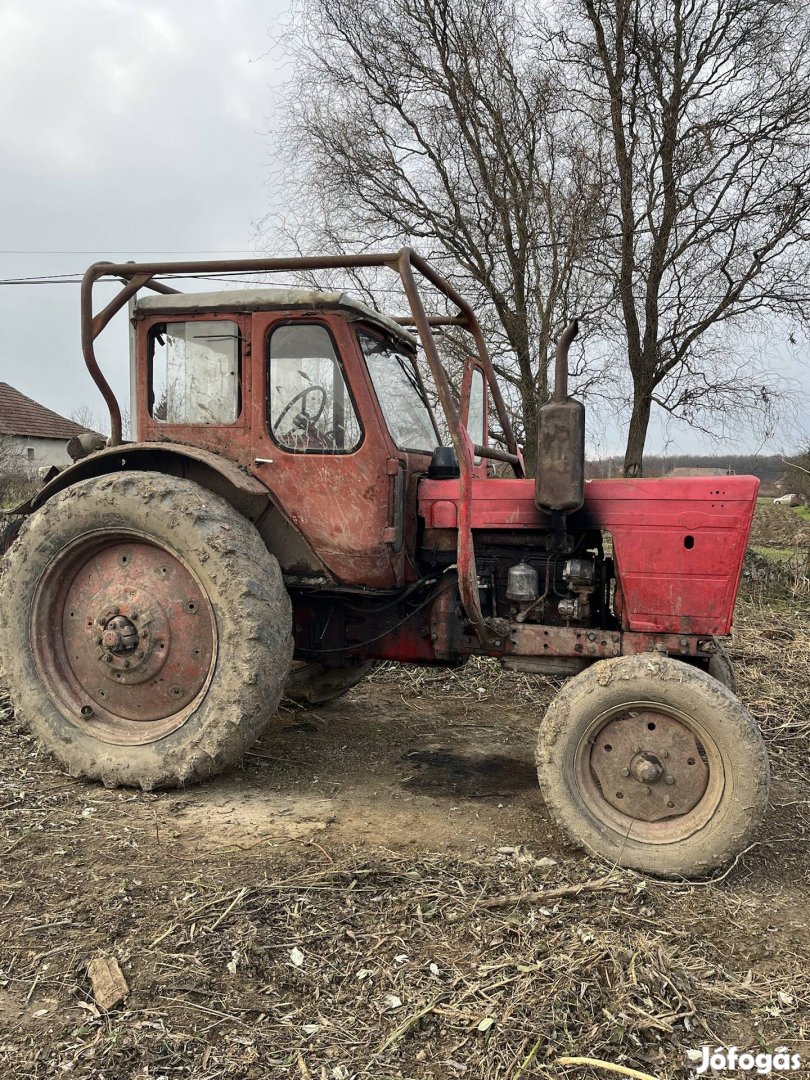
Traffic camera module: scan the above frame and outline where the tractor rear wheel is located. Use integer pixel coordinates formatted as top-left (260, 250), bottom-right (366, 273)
top-left (285, 660), bottom-right (378, 705)
top-left (0, 472), bottom-right (293, 789)
top-left (536, 654), bottom-right (769, 878)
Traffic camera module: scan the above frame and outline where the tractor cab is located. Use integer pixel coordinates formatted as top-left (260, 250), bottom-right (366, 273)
top-left (129, 286), bottom-right (477, 590)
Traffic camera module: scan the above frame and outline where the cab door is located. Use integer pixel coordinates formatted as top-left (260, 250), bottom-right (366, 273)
top-left (249, 311), bottom-right (404, 589)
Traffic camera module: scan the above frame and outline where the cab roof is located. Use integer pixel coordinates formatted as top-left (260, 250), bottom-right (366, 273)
top-left (135, 288), bottom-right (417, 349)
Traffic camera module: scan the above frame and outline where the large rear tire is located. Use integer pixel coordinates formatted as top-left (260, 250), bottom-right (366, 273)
top-left (0, 472), bottom-right (293, 789)
top-left (536, 654), bottom-right (769, 878)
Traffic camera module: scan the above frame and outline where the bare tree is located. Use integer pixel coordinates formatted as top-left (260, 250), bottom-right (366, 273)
top-left (782, 450), bottom-right (810, 501)
top-left (558, 0), bottom-right (810, 474)
top-left (268, 0), bottom-right (809, 474)
top-left (69, 405), bottom-right (104, 435)
top-left (0, 435), bottom-right (35, 509)
top-left (265, 0), bottom-right (610, 472)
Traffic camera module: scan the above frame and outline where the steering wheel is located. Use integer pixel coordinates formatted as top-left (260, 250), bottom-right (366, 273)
top-left (272, 385), bottom-right (327, 436)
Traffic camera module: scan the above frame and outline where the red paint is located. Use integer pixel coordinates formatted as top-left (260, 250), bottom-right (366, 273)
top-left (419, 475), bottom-right (759, 636)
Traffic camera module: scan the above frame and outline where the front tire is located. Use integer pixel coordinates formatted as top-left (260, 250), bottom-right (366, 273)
top-left (0, 472), bottom-right (293, 789)
top-left (536, 655), bottom-right (769, 878)
top-left (707, 641), bottom-right (736, 692)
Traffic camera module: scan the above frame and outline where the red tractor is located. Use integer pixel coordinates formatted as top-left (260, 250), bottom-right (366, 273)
top-left (0, 251), bottom-right (768, 877)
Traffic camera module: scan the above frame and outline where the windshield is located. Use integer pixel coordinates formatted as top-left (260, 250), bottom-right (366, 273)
top-left (359, 331), bottom-right (440, 454)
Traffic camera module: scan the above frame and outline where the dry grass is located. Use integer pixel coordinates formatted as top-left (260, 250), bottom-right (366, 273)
top-left (0, 779), bottom-right (806, 1080)
top-left (0, 505), bottom-right (808, 1078)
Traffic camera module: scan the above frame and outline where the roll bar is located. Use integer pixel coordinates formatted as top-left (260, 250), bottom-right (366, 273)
top-left (80, 247), bottom-right (523, 644)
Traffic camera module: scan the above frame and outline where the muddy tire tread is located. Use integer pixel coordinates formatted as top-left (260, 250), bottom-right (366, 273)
top-left (536, 654), bottom-right (769, 878)
top-left (0, 471), bottom-right (293, 789)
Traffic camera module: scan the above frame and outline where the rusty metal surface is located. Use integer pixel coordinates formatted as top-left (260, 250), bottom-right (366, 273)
top-left (17, 442), bottom-right (268, 515)
top-left (80, 249), bottom-right (522, 466)
top-left (32, 534), bottom-right (215, 745)
top-left (419, 474), bottom-right (760, 637)
top-left (396, 252), bottom-right (491, 644)
top-left (78, 247), bottom-right (526, 641)
top-left (589, 709), bottom-right (710, 823)
top-left (245, 310), bottom-right (411, 590)
top-left (509, 625), bottom-right (622, 659)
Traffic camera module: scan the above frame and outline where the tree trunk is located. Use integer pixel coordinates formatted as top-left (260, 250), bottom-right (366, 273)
top-left (521, 398), bottom-right (539, 477)
top-left (623, 395), bottom-right (652, 477)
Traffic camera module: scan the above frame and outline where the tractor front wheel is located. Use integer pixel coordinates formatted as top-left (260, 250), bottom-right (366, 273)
top-left (536, 654), bottom-right (769, 878)
top-left (0, 472), bottom-right (293, 789)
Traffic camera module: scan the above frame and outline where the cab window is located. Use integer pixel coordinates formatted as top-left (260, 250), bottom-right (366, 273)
top-left (358, 332), bottom-right (439, 454)
top-left (468, 367), bottom-right (485, 464)
top-left (267, 324), bottom-right (362, 453)
top-left (149, 320), bottom-right (241, 424)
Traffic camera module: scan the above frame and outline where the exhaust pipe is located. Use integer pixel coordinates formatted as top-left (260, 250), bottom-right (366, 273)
top-left (534, 319), bottom-right (585, 518)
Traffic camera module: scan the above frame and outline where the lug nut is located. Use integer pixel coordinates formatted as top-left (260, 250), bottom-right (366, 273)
top-left (665, 776), bottom-right (675, 785)
top-left (643, 786), bottom-right (651, 796)
top-left (632, 744), bottom-right (641, 753)
top-left (621, 768), bottom-right (630, 777)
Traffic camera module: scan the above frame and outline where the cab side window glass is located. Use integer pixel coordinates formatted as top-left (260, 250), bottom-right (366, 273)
top-left (468, 367), bottom-right (485, 464)
top-left (267, 324), bottom-right (362, 453)
top-left (150, 320), bottom-right (240, 424)
top-left (358, 332), bottom-right (439, 453)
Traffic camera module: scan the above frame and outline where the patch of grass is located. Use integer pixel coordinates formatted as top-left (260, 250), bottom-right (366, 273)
top-left (751, 544), bottom-right (797, 563)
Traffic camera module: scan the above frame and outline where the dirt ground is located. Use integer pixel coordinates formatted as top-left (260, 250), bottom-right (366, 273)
top-left (1, 546), bottom-right (809, 1077)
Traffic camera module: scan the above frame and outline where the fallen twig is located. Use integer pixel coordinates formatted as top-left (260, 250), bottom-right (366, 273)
top-left (476, 874), bottom-right (625, 910)
top-left (556, 1056), bottom-right (660, 1080)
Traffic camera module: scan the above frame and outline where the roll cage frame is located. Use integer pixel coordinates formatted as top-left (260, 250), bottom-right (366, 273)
top-left (81, 248), bottom-right (524, 644)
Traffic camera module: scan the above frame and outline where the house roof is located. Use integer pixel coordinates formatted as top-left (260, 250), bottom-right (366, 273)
top-left (0, 383), bottom-right (101, 440)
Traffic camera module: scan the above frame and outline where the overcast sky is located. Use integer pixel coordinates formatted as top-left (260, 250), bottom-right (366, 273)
top-left (0, 0), bottom-right (288, 427)
top-left (0, 0), bottom-right (806, 458)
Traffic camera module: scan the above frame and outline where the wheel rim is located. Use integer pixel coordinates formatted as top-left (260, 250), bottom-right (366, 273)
top-left (574, 701), bottom-right (726, 845)
top-left (31, 530), bottom-right (217, 746)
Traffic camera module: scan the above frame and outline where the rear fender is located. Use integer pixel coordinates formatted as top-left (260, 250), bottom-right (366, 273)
top-left (10, 442), bottom-right (333, 584)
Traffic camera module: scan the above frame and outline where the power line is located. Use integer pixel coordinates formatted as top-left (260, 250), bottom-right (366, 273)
top-left (0, 270), bottom-right (415, 294)
top-left (0, 249), bottom-right (260, 255)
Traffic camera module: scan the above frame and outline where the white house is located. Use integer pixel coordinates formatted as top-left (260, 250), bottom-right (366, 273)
top-left (0, 382), bottom-right (101, 476)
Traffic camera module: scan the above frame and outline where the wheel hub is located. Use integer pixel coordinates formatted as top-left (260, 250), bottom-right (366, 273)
top-left (590, 709), bottom-right (709, 822)
top-left (630, 753), bottom-right (663, 784)
top-left (101, 614), bottom-right (139, 655)
top-left (33, 535), bottom-right (216, 744)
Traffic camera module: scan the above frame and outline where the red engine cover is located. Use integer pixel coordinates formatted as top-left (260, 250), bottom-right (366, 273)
top-left (418, 475), bottom-right (759, 637)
